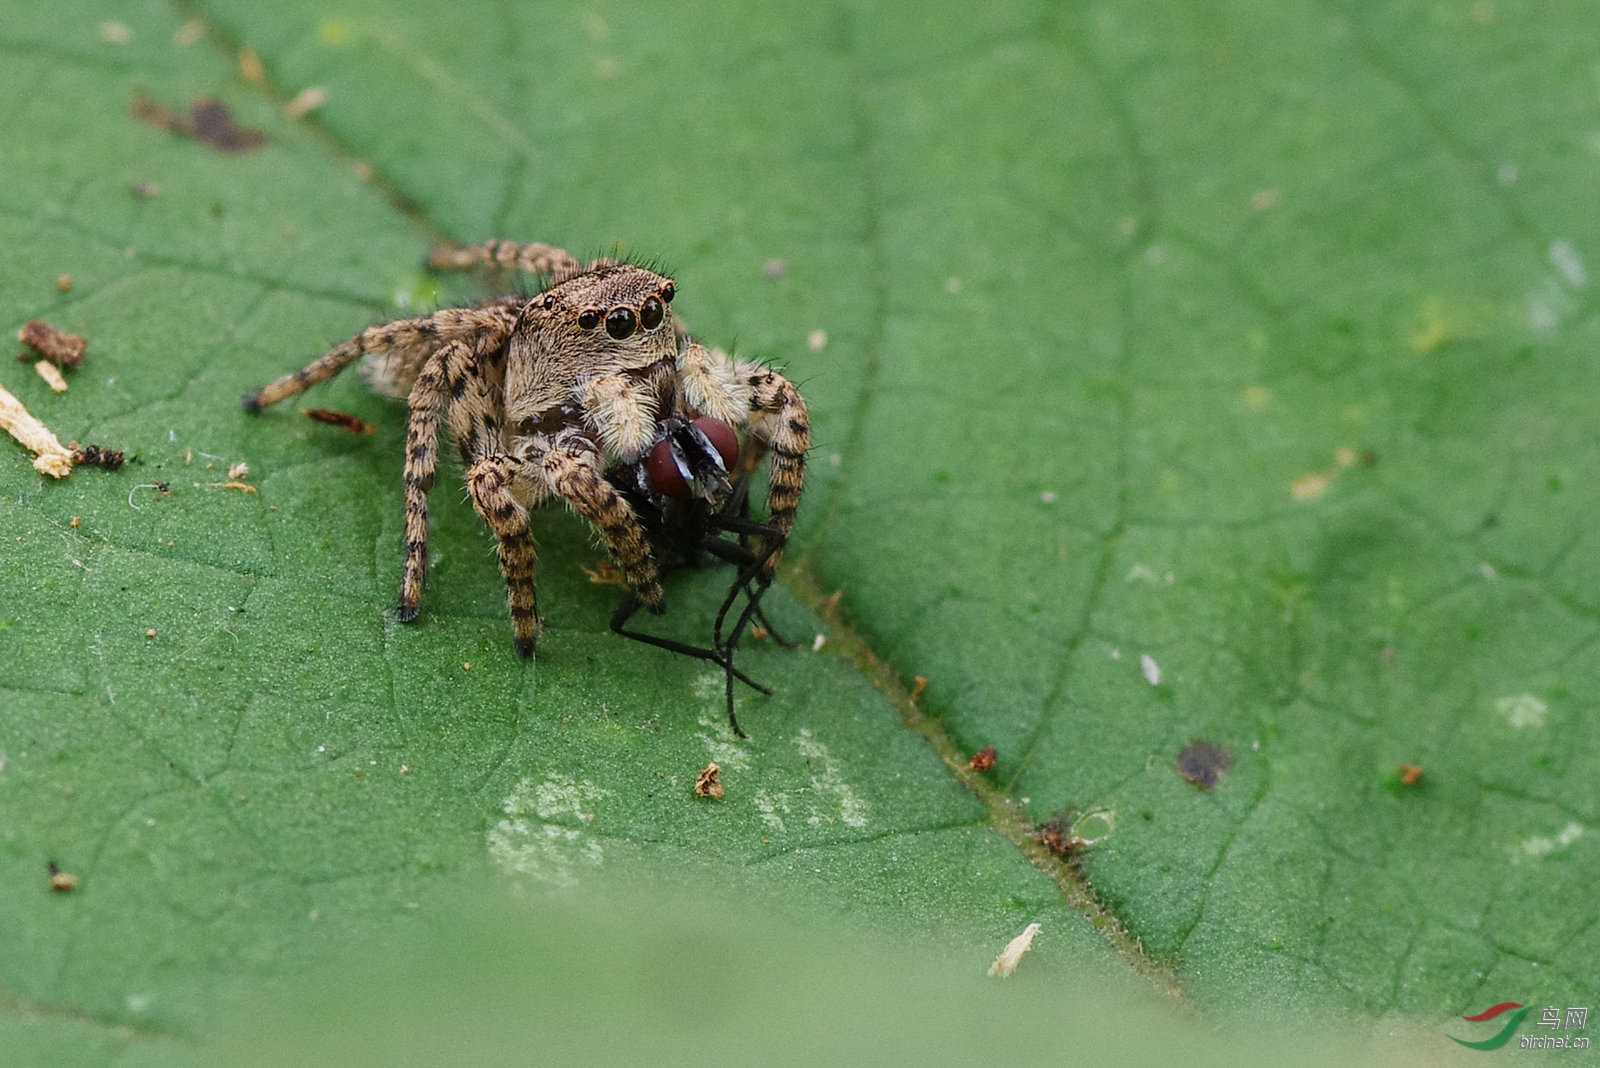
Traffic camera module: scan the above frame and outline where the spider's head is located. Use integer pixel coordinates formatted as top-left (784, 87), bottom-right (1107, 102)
top-left (536, 263), bottom-right (677, 356)
top-left (507, 263), bottom-right (680, 423)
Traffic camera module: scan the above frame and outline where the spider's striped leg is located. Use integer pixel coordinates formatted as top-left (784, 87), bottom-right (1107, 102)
top-left (394, 340), bottom-right (468, 624)
top-left (441, 341), bottom-right (542, 656)
top-left (739, 364), bottom-right (809, 580)
top-left (540, 439), bottom-right (664, 613)
top-left (242, 306), bottom-right (518, 411)
top-left (428, 240), bottom-right (583, 282)
top-left (463, 453), bottom-right (541, 656)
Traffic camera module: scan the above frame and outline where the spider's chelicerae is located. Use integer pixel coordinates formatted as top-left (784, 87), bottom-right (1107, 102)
top-left (244, 240), bottom-right (808, 734)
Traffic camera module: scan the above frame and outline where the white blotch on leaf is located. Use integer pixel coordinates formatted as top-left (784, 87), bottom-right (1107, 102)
top-left (1549, 240), bottom-right (1587, 288)
top-left (1516, 822), bottom-right (1583, 862)
top-left (487, 774), bottom-right (610, 885)
top-left (1496, 693), bottom-right (1547, 729)
top-left (796, 729), bottom-right (870, 828)
top-left (1140, 654), bottom-right (1161, 686)
top-left (754, 730), bottom-right (870, 837)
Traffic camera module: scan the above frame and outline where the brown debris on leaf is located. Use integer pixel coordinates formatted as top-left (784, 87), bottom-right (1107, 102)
top-left (70, 443), bottom-right (125, 471)
top-left (582, 559), bottom-right (629, 588)
top-left (908, 674), bottom-right (928, 703)
top-left (1398, 763), bottom-right (1423, 787)
top-left (48, 861), bottom-right (77, 892)
top-left (18, 319), bottom-right (86, 368)
top-left (130, 93), bottom-right (267, 154)
top-left (1175, 739), bottom-right (1233, 790)
top-left (693, 762), bottom-right (724, 799)
top-left (968, 745), bottom-right (996, 773)
top-left (1036, 811), bottom-right (1089, 858)
top-left (301, 407), bottom-right (375, 434)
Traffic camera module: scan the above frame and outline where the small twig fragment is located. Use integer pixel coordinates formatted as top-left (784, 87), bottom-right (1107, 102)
top-left (693, 762), bottom-right (724, 799)
top-left (301, 407), bottom-right (375, 434)
top-left (0, 381), bottom-right (74, 477)
top-left (18, 319), bottom-right (86, 368)
top-left (988, 922), bottom-right (1041, 978)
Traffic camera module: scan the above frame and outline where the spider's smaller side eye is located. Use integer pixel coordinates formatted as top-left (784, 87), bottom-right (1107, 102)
top-left (577, 309), bottom-right (601, 330)
top-left (660, 281), bottom-right (675, 304)
top-left (640, 295), bottom-right (664, 330)
top-left (605, 306), bottom-right (637, 340)
top-left (541, 294), bottom-right (555, 310)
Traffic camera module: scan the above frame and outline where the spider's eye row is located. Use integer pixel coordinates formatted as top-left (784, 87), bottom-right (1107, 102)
top-left (661, 281), bottom-right (675, 304)
top-left (605, 306), bottom-right (637, 340)
top-left (577, 309), bottom-right (601, 330)
top-left (640, 296), bottom-right (664, 330)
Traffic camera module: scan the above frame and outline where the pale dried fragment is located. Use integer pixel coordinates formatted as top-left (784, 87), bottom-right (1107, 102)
top-left (227, 461), bottom-right (249, 480)
top-left (988, 922), bottom-right (1041, 978)
top-left (0, 381), bottom-right (73, 477)
top-left (284, 86), bottom-right (328, 119)
top-left (35, 360), bottom-right (68, 393)
top-left (239, 46), bottom-right (263, 82)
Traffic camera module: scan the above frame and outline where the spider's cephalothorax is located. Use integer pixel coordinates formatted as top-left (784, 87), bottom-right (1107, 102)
top-left (243, 240), bottom-right (808, 732)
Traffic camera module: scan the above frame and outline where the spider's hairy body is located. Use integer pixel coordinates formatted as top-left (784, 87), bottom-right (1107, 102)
top-left (243, 241), bottom-right (808, 731)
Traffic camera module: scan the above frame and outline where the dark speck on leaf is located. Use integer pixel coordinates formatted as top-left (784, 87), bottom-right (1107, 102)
top-left (1176, 739), bottom-right (1232, 790)
top-left (130, 93), bottom-right (266, 154)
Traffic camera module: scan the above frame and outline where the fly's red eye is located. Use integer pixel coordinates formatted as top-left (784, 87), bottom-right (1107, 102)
top-left (577, 309), bottom-right (600, 330)
top-left (691, 417), bottom-right (739, 471)
top-left (640, 296), bottom-right (664, 330)
top-left (605, 306), bottom-right (637, 340)
top-left (646, 438), bottom-right (691, 500)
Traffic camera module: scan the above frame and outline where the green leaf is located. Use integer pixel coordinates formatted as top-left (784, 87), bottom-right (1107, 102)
top-left (3, 0), bottom-right (1595, 1059)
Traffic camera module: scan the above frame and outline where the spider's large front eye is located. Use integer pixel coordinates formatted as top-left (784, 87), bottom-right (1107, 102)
top-left (660, 281), bottom-right (675, 304)
top-left (640, 296), bottom-right (664, 330)
top-left (605, 306), bottom-right (637, 340)
top-left (577, 309), bottom-right (601, 330)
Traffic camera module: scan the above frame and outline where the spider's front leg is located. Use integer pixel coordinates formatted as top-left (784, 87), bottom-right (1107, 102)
top-left (741, 364), bottom-right (809, 579)
top-left (464, 453), bottom-right (542, 656)
top-left (538, 436), bottom-right (665, 614)
top-left (681, 344), bottom-right (809, 581)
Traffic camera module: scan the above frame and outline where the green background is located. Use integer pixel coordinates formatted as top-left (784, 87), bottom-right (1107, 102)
top-left (2, 0), bottom-right (1594, 1062)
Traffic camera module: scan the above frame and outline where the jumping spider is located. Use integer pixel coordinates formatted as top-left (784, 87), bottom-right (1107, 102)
top-left (243, 240), bottom-right (809, 735)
